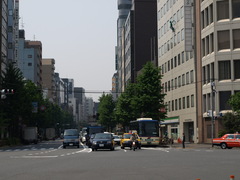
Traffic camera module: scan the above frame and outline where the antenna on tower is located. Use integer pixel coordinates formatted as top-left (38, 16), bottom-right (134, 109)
top-left (33, 35), bottom-right (36, 41)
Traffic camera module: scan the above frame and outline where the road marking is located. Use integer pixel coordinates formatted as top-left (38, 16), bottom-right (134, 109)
top-left (10, 155), bottom-right (58, 159)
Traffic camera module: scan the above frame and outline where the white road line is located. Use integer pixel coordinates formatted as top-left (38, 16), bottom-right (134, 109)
top-left (10, 155), bottom-right (58, 159)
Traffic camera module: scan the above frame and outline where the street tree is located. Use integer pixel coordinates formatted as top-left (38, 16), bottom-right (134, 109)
top-left (136, 61), bottom-right (166, 120)
top-left (98, 94), bottom-right (116, 131)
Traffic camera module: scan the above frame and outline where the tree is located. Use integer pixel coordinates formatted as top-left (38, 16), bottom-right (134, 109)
top-left (98, 94), bottom-right (116, 131)
top-left (228, 92), bottom-right (240, 113)
top-left (136, 61), bottom-right (166, 120)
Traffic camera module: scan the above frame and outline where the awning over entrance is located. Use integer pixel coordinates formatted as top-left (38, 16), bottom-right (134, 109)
top-left (161, 116), bottom-right (179, 124)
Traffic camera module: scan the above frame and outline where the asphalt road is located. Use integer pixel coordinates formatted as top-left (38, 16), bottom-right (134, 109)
top-left (0, 140), bottom-right (239, 180)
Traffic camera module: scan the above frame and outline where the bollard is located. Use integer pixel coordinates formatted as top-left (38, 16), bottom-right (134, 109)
top-left (230, 175), bottom-right (234, 180)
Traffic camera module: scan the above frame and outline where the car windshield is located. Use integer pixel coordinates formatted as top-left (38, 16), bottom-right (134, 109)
top-left (113, 135), bottom-right (120, 139)
top-left (64, 129), bottom-right (78, 136)
top-left (94, 133), bottom-right (112, 139)
top-left (124, 134), bottom-right (132, 139)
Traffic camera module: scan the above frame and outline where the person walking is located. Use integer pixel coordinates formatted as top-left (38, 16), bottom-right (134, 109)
top-left (182, 133), bottom-right (185, 148)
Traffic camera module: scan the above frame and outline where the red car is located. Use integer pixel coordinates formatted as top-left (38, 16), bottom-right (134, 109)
top-left (212, 134), bottom-right (240, 149)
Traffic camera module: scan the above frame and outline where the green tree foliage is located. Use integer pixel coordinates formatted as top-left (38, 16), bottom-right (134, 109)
top-left (98, 94), bottom-right (116, 131)
top-left (115, 61), bottom-right (166, 128)
top-left (136, 61), bottom-right (166, 120)
top-left (221, 113), bottom-right (240, 135)
top-left (228, 92), bottom-right (240, 113)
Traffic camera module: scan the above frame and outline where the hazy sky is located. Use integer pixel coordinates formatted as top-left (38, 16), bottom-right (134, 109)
top-left (19, 0), bottom-right (118, 101)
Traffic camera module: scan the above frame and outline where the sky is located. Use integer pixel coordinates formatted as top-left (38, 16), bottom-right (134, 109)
top-left (19, 0), bottom-right (118, 102)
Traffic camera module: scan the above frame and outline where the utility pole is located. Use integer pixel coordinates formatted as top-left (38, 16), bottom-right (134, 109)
top-left (211, 80), bottom-right (216, 147)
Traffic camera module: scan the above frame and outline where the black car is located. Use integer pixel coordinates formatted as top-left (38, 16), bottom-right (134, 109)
top-left (87, 134), bottom-right (95, 148)
top-left (91, 133), bottom-right (115, 151)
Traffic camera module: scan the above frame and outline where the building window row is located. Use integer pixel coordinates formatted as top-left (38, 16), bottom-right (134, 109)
top-left (158, 6), bottom-right (184, 38)
top-left (167, 94), bottom-right (194, 112)
top-left (159, 29), bottom-right (186, 58)
top-left (162, 70), bottom-right (194, 93)
top-left (161, 51), bottom-right (193, 75)
top-left (217, 0), bottom-right (240, 21)
top-left (202, 33), bottom-right (214, 57)
top-left (158, 0), bottom-right (179, 20)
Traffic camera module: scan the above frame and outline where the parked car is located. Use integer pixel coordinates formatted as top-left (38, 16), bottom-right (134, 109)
top-left (113, 135), bottom-right (121, 145)
top-left (120, 133), bottom-right (141, 149)
top-left (212, 133), bottom-right (240, 149)
top-left (63, 129), bottom-right (80, 149)
top-left (91, 133), bottom-right (115, 151)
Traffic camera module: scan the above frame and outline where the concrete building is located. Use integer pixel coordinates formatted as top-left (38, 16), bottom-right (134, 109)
top-left (7, 0), bottom-right (19, 64)
top-left (18, 30), bottom-right (42, 87)
top-left (112, 73), bottom-right (118, 101)
top-left (117, 0), bottom-right (158, 92)
top-left (74, 87), bottom-right (86, 124)
top-left (54, 73), bottom-right (65, 106)
top-left (157, 0), bottom-right (196, 142)
top-left (200, 0), bottom-right (240, 143)
top-left (116, 0), bottom-right (132, 95)
top-left (42, 58), bottom-right (55, 102)
top-left (0, 0), bottom-right (8, 77)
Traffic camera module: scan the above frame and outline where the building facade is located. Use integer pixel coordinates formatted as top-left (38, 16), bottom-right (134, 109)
top-left (200, 0), bottom-right (240, 143)
top-left (18, 30), bottom-right (42, 87)
top-left (42, 58), bottom-right (55, 102)
top-left (157, 0), bottom-right (197, 142)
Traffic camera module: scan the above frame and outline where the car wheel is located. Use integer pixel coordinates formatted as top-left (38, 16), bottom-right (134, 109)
top-left (92, 148), bottom-right (94, 151)
top-left (111, 147), bottom-right (115, 151)
top-left (77, 145), bottom-right (79, 148)
top-left (121, 146), bottom-right (124, 149)
top-left (63, 146), bottom-right (66, 149)
top-left (221, 143), bottom-right (227, 149)
top-left (139, 146), bottom-right (141, 149)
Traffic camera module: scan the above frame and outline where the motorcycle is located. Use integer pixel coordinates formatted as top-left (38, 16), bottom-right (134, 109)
top-left (131, 140), bottom-right (137, 151)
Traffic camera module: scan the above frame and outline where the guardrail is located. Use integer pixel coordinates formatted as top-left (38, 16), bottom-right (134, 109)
top-left (196, 175), bottom-right (235, 180)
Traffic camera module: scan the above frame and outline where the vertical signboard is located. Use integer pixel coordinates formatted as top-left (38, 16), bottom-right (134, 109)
top-left (184, 0), bottom-right (193, 52)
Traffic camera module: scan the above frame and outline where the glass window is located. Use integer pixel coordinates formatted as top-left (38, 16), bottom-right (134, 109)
top-left (186, 72), bottom-right (189, 85)
top-left (172, 100), bottom-right (174, 111)
top-left (191, 95), bottom-right (194, 107)
top-left (234, 60), bottom-right (240, 79)
top-left (175, 99), bottom-right (178, 110)
top-left (178, 76), bottom-right (181, 87)
top-left (179, 98), bottom-right (182, 110)
top-left (232, 0), bottom-right (240, 19)
top-left (233, 29), bottom-right (240, 49)
top-left (226, 135), bottom-right (234, 139)
top-left (182, 51), bottom-right (184, 63)
top-left (218, 60), bottom-right (231, 80)
top-left (175, 78), bottom-right (177, 89)
top-left (190, 70), bottom-right (194, 83)
top-left (219, 91), bottom-right (231, 111)
top-left (218, 30), bottom-right (230, 50)
top-left (217, 0), bottom-right (229, 21)
top-left (187, 96), bottom-right (190, 108)
top-left (183, 97), bottom-right (186, 109)
top-left (182, 74), bottom-right (185, 86)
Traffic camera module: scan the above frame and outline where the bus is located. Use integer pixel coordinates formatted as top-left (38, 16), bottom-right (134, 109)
top-left (129, 118), bottom-right (160, 146)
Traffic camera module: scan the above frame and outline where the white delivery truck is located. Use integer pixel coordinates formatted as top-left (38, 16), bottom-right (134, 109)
top-left (23, 127), bottom-right (38, 144)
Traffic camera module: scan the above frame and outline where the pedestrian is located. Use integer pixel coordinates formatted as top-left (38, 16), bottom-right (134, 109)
top-left (182, 133), bottom-right (185, 148)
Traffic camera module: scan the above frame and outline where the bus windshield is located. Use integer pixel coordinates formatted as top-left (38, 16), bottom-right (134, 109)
top-left (138, 121), bottom-right (159, 137)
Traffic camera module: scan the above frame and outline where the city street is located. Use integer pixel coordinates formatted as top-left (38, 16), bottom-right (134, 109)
top-left (0, 140), bottom-right (239, 180)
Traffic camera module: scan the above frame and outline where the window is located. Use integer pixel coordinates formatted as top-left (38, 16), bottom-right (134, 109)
top-left (232, 0), bottom-right (240, 19)
top-left (218, 30), bottom-right (230, 50)
top-left (186, 72), bottom-right (189, 85)
top-left (219, 91), bottom-right (231, 111)
top-left (171, 79), bottom-right (174, 90)
top-left (209, 4), bottom-right (213, 23)
top-left (168, 60), bottom-right (170, 71)
top-left (181, 29), bottom-right (184, 41)
top-left (165, 82), bottom-right (167, 92)
top-left (179, 98), bottom-right (182, 110)
top-left (178, 76), bottom-right (181, 87)
top-left (168, 81), bottom-right (170, 91)
top-left (171, 58), bottom-right (173, 69)
top-left (183, 97), bottom-right (186, 109)
top-left (190, 70), bottom-right (194, 83)
top-left (217, 0), bottom-right (229, 21)
top-left (191, 95), bottom-right (194, 107)
top-left (175, 78), bottom-right (177, 89)
top-left (172, 100), bottom-right (174, 111)
top-left (210, 33), bottom-right (214, 53)
top-left (182, 74), bottom-right (185, 86)
top-left (182, 51), bottom-right (184, 63)
top-left (187, 96), bottom-right (190, 108)
top-left (234, 60), bottom-right (240, 79)
top-left (233, 29), bottom-right (240, 49)
top-left (202, 38), bottom-right (205, 56)
top-left (28, 55), bottom-right (33, 58)
top-left (175, 99), bottom-right (178, 111)
top-left (174, 56), bottom-right (177, 67)
top-left (211, 62), bottom-right (215, 81)
top-left (218, 61), bottom-right (231, 80)
top-left (28, 63), bottom-right (32, 66)
top-left (168, 101), bottom-right (171, 112)
top-left (178, 54), bottom-right (181, 66)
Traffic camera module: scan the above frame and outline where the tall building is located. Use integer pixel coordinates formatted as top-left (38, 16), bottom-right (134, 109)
top-left (18, 30), bottom-right (42, 87)
top-left (0, 0), bottom-right (8, 77)
top-left (42, 58), bottom-right (55, 102)
top-left (157, 0), bottom-right (196, 142)
top-left (7, 0), bottom-right (19, 64)
top-left (200, 0), bottom-right (240, 143)
top-left (74, 87), bottom-right (86, 124)
top-left (54, 73), bottom-right (65, 106)
top-left (124, 0), bottom-right (158, 86)
top-left (116, 0), bottom-right (132, 95)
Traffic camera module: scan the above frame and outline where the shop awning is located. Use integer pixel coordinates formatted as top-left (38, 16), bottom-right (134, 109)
top-left (160, 116), bottom-right (179, 124)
